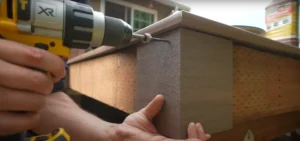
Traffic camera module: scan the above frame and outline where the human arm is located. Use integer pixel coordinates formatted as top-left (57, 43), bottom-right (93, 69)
top-left (31, 92), bottom-right (117, 141)
top-left (32, 92), bottom-right (211, 141)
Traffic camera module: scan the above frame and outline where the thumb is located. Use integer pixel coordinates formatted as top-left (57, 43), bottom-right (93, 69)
top-left (139, 94), bottom-right (164, 121)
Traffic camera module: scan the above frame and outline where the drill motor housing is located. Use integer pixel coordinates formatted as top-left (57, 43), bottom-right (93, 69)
top-left (0, 0), bottom-right (134, 58)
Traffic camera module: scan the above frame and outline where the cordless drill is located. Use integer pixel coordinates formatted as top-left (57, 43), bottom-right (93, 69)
top-left (0, 0), bottom-right (150, 58)
top-left (0, 0), bottom-right (154, 140)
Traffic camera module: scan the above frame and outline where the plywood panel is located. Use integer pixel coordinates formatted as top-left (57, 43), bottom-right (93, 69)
top-left (233, 45), bottom-right (300, 124)
top-left (69, 47), bottom-right (136, 113)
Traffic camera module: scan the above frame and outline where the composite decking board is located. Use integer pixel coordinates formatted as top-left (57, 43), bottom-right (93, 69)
top-left (136, 29), bottom-right (182, 138)
top-left (136, 28), bottom-right (233, 139)
top-left (180, 28), bottom-right (233, 135)
top-left (68, 11), bottom-right (300, 65)
top-left (179, 12), bottom-right (300, 58)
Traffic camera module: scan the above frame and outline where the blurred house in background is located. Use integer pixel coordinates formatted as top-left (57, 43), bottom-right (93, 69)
top-left (71, 0), bottom-right (190, 58)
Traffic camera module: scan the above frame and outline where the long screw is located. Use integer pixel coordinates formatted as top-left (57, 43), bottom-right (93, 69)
top-left (133, 33), bottom-right (170, 43)
top-left (151, 37), bottom-right (170, 43)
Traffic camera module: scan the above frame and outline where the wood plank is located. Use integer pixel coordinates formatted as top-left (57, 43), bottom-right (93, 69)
top-left (69, 47), bottom-right (136, 113)
top-left (136, 28), bottom-right (233, 139)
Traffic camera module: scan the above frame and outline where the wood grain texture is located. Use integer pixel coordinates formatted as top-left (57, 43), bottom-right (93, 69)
top-left (136, 28), bottom-right (233, 139)
top-left (233, 45), bottom-right (300, 124)
top-left (69, 47), bottom-right (136, 113)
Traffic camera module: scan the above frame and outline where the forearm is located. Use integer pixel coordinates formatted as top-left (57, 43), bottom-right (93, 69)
top-left (32, 92), bottom-right (118, 141)
top-left (56, 107), bottom-right (117, 141)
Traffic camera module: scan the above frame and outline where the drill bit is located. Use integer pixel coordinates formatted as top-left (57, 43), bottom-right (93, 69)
top-left (133, 33), bottom-right (170, 43)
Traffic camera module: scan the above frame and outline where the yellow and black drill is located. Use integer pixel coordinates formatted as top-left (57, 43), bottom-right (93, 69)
top-left (0, 0), bottom-right (157, 140)
top-left (0, 0), bottom-right (154, 58)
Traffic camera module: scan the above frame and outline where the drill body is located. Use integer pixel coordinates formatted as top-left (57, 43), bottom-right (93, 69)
top-left (0, 0), bottom-right (134, 58)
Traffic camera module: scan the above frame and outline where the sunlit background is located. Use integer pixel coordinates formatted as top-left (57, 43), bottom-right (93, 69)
top-left (172, 0), bottom-right (272, 30)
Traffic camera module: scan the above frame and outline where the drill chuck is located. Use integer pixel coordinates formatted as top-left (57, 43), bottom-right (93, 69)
top-left (101, 16), bottom-right (133, 47)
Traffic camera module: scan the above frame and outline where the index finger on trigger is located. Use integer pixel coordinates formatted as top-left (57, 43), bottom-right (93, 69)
top-left (0, 39), bottom-right (66, 82)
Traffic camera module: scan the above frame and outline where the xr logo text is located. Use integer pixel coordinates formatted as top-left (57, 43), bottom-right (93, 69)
top-left (38, 6), bottom-right (54, 17)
